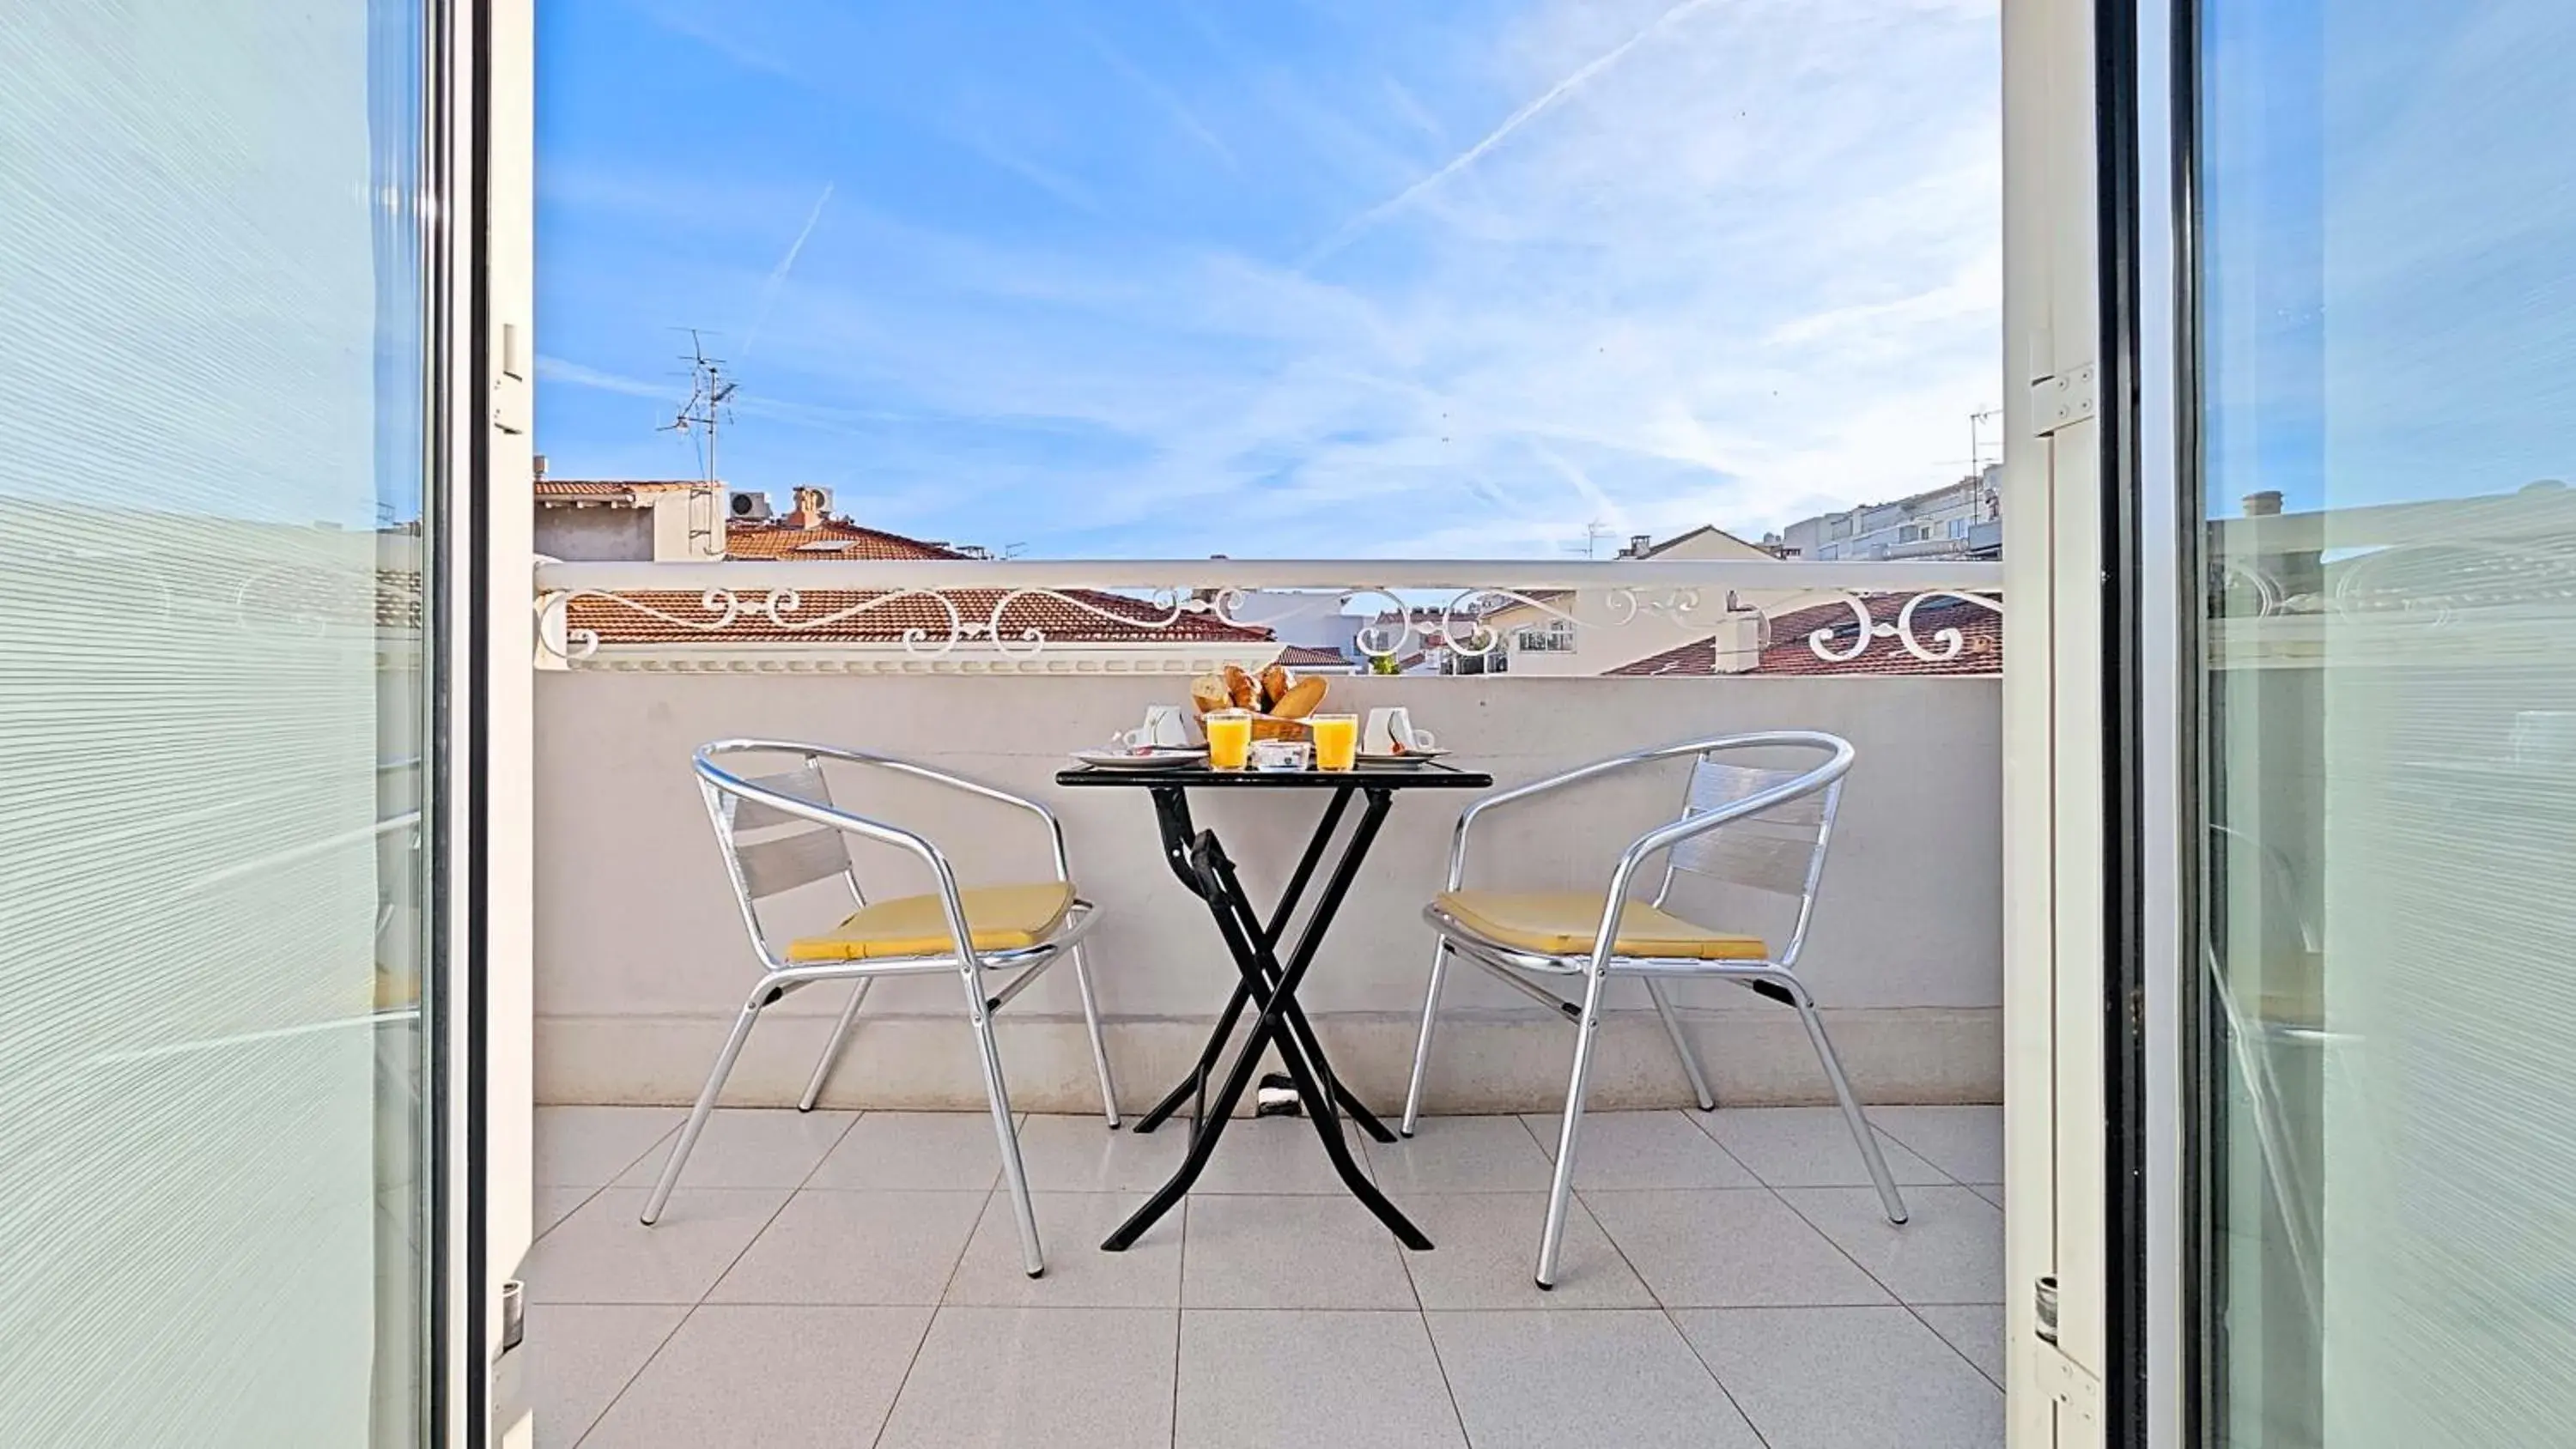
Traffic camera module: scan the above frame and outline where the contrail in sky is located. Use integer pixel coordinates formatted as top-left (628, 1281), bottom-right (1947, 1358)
top-left (1300, 0), bottom-right (1716, 269)
top-left (740, 181), bottom-right (835, 360)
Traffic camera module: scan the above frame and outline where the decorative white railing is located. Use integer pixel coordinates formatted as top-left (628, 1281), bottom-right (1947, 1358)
top-left (533, 557), bottom-right (2005, 670)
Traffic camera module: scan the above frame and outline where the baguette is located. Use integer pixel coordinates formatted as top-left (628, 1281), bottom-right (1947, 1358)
top-left (1257, 664), bottom-right (1293, 711)
top-left (1270, 676), bottom-right (1327, 720)
top-left (1189, 674), bottom-right (1231, 715)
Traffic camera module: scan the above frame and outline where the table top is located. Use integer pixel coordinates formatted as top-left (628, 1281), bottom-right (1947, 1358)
top-left (1055, 760), bottom-right (1492, 790)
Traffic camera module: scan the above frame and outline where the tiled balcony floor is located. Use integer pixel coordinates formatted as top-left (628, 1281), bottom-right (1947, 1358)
top-left (523, 1105), bottom-right (2004, 1448)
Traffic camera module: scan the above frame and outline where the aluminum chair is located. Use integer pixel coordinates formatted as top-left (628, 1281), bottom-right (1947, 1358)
top-left (1400, 731), bottom-right (1907, 1288)
top-left (639, 739), bottom-right (1121, 1279)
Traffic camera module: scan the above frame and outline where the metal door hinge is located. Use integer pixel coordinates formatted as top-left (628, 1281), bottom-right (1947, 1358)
top-left (2030, 362), bottom-right (2098, 436)
top-left (2028, 1275), bottom-right (2099, 1428)
top-left (2032, 1340), bottom-right (2103, 1428)
top-left (501, 1278), bottom-right (526, 1350)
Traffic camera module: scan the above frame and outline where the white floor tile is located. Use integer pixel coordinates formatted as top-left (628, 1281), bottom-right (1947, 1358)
top-left (945, 1192), bottom-right (1182, 1307)
top-left (536, 1106), bottom-right (679, 1188)
top-left (1691, 1107), bottom-right (1950, 1188)
top-left (1917, 1303), bottom-right (2006, 1386)
top-left (876, 1307), bottom-right (1177, 1449)
top-left (1194, 1114), bottom-right (1372, 1194)
top-left (806, 1112), bottom-right (1012, 1191)
top-left (1519, 1111), bottom-right (1760, 1190)
top-left (1868, 1106), bottom-right (2004, 1185)
top-left (1366, 1117), bottom-right (1558, 1194)
top-left (1395, 1193), bottom-right (1652, 1309)
top-left (1674, 1306), bottom-right (2004, 1449)
top-left (1016, 1114), bottom-right (1186, 1193)
top-left (519, 1187), bottom-right (789, 1305)
top-left (707, 1189), bottom-right (985, 1305)
top-left (1182, 1194), bottom-right (1419, 1309)
top-left (1581, 1189), bottom-right (1892, 1307)
top-left (1176, 1311), bottom-right (1466, 1449)
top-left (611, 1107), bottom-right (856, 1190)
top-left (578, 1305), bottom-right (929, 1448)
top-left (537, 1185), bottom-right (601, 1239)
top-left (519, 1304), bottom-right (684, 1446)
top-left (1777, 1185), bottom-right (2004, 1305)
top-left (1428, 1310), bottom-right (1762, 1449)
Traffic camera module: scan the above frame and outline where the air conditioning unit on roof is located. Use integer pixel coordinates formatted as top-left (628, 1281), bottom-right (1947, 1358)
top-left (728, 490), bottom-right (773, 522)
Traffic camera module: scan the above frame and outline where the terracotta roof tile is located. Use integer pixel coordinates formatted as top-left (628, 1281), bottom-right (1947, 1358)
top-left (1606, 635), bottom-right (1719, 677)
top-left (1605, 594), bottom-right (2003, 677)
top-left (1274, 643), bottom-right (1354, 668)
top-left (535, 479), bottom-right (709, 501)
top-left (550, 494), bottom-right (1267, 647)
top-left (568, 588), bottom-right (1273, 647)
top-left (724, 518), bottom-right (962, 562)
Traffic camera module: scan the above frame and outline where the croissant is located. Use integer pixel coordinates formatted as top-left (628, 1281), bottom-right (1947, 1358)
top-left (1223, 664), bottom-right (1261, 712)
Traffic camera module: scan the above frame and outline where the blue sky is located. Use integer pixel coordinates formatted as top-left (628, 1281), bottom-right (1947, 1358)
top-left (534, 0), bottom-right (2002, 558)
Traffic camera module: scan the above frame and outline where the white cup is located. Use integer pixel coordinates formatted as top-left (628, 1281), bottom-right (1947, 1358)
top-left (1363, 706), bottom-right (1437, 755)
top-left (1115, 705), bottom-right (1194, 751)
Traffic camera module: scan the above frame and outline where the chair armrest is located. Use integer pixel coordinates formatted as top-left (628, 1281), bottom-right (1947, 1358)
top-left (693, 752), bottom-right (987, 962)
top-left (1447, 738), bottom-right (1743, 889)
top-left (701, 737), bottom-right (1074, 882)
top-left (1463, 734), bottom-right (1856, 969)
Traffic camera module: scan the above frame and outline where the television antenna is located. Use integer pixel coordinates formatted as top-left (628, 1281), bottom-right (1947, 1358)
top-left (660, 329), bottom-right (738, 486)
top-left (1560, 520), bottom-right (1615, 560)
top-left (1967, 406), bottom-right (2001, 472)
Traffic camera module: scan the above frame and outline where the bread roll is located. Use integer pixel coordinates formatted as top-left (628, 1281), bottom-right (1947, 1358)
top-left (1189, 674), bottom-right (1231, 715)
top-left (1223, 664), bottom-right (1261, 712)
top-left (1258, 664), bottom-right (1293, 710)
top-left (1270, 676), bottom-right (1327, 720)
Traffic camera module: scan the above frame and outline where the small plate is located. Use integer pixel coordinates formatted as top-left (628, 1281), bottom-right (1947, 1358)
top-left (1069, 748), bottom-right (1204, 771)
top-left (1356, 748), bottom-right (1450, 767)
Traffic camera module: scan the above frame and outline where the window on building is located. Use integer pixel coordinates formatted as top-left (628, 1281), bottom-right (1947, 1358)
top-left (1513, 620), bottom-right (1577, 653)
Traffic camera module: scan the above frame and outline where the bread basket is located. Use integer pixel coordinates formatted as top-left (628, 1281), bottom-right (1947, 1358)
top-left (1192, 665), bottom-right (1327, 743)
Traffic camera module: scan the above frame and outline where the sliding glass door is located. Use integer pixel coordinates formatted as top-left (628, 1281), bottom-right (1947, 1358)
top-left (0, 1), bottom-right (450, 1442)
top-left (2188, 0), bottom-right (2576, 1442)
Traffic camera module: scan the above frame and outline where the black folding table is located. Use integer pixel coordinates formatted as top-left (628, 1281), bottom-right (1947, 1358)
top-left (1054, 759), bottom-right (1492, 1252)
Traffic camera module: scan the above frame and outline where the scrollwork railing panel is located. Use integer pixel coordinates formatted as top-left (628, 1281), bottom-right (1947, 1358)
top-left (532, 558), bottom-right (2008, 671)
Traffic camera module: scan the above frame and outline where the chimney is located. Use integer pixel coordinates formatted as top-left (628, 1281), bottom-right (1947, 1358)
top-left (1710, 609), bottom-right (1766, 674)
top-left (532, 454), bottom-right (548, 482)
top-left (790, 485), bottom-right (830, 529)
top-left (2243, 489), bottom-right (2283, 517)
top-left (1623, 533), bottom-right (1654, 558)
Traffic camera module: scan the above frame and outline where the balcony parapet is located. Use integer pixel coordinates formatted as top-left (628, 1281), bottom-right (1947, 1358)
top-left (534, 557), bottom-right (2005, 672)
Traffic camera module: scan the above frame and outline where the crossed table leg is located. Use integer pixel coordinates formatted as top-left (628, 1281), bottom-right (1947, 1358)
top-left (1102, 784), bottom-right (1431, 1252)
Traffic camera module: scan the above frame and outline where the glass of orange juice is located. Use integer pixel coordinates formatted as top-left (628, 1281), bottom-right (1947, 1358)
top-left (1206, 709), bottom-right (1254, 769)
top-left (1310, 713), bottom-right (1358, 771)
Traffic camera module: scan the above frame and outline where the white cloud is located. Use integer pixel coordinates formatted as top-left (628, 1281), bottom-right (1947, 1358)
top-left (547, 0), bottom-right (2001, 559)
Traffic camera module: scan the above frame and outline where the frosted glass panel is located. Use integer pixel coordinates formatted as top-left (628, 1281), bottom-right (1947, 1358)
top-left (0, 2), bottom-right (435, 1444)
top-left (2196, 0), bottom-right (2576, 1444)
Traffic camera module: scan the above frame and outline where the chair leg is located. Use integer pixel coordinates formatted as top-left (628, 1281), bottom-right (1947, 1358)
top-left (963, 973), bottom-right (1044, 1276)
top-left (1400, 938), bottom-right (1452, 1137)
top-left (1069, 943), bottom-right (1121, 1128)
top-left (641, 988), bottom-right (768, 1225)
top-left (797, 977), bottom-right (874, 1113)
top-left (1536, 968), bottom-right (1608, 1288)
top-left (1786, 982), bottom-right (1908, 1224)
top-left (1644, 979), bottom-right (1716, 1112)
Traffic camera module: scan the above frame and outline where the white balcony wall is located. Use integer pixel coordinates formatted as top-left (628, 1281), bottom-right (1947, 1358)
top-left (534, 672), bottom-right (2002, 1111)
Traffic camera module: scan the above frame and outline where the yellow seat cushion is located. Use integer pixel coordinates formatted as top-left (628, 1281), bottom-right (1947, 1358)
top-left (787, 882), bottom-right (1076, 962)
top-left (1432, 889), bottom-right (1767, 961)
